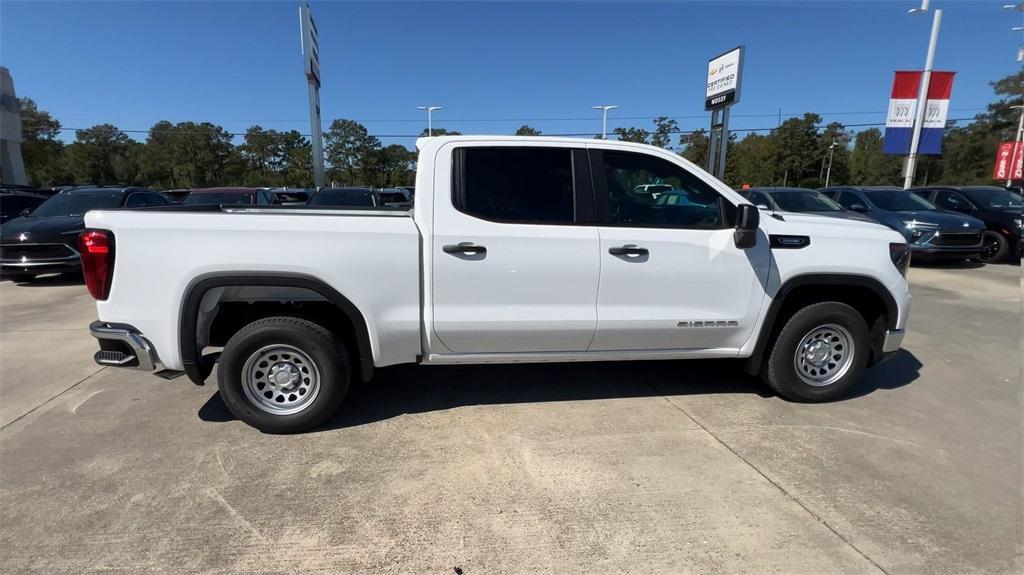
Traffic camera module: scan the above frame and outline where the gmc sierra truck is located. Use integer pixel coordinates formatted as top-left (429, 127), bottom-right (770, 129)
top-left (82, 136), bottom-right (911, 433)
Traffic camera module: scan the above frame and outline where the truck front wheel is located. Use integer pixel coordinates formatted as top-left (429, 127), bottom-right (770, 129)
top-left (765, 302), bottom-right (870, 402)
top-left (217, 316), bottom-right (350, 433)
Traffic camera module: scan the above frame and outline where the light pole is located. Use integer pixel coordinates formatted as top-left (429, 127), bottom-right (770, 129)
top-left (417, 106), bottom-right (442, 136)
top-left (592, 105), bottom-right (619, 139)
top-left (903, 0), bottom-right (943, 189)
top-left (825, 139), bottom-right (839, 187)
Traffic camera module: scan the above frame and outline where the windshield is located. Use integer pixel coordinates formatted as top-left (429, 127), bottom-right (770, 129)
top-left (308, 190), bottom-right (376, 207)
top-left (31, 190), bottom-right (123, 217)
top-left (865, 189), bottom-right (936, 211)
top-left (961, 187), bottom-right (1023, 210)
top-left (769, 191), bottom-right (843, 212)
top-left (184, 192), bottom-right (254, 205)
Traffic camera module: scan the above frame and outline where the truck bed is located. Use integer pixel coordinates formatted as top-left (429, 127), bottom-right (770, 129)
top-left (85, 207), bottom-right (423, 371)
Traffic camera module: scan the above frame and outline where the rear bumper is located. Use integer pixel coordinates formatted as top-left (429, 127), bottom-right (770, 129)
top-left (89, 321), bottom-right (161, 372)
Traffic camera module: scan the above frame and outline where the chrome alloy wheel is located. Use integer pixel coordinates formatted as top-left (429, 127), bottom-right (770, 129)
top-left (241, 344), bottom-right (321, 415)
top-left (793, 323), bottom-right (855, 387)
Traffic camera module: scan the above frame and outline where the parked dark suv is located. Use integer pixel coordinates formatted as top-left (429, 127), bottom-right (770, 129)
top-left (0, 190), bottom-right (48, 225)
top-left (0, 186), bottom-right (170, 281)
top-left (910, 186), bottom-right (1022, 262)
top-left (820, 186), bottom-right (985, 261)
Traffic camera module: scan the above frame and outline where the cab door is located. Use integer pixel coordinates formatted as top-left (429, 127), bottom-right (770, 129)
top-left (588, 147), bottom-right (770, 352)
top-left (429, 144), bottom-right (600, 354)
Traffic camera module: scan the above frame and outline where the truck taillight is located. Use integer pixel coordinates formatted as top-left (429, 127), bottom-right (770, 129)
top-left (80, 229), bottom-right (115, 300)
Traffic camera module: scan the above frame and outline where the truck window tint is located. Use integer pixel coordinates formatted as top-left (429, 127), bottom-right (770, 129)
top-left (602, 151), bottom-right (727, 229)
top-left (458, 147), bottom-right (574, 224)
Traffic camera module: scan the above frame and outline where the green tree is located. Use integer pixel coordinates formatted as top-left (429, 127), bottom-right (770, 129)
top-left (650, 116), bottom-right (678, 149)
top-left (730, 132), bottom-right (777, 186)
top-left (849, 128), bottom-right (902, 185)
top-left (365, 144), bottom-right (416, 187)
top-left (679, 129), bottom-right (709, 168)
top-left (613, 126), bottom-right (649, 143)
top-left (515, 125), bottom-right (541, 136)
top-left (773, 113), bottom-right (823, 185)
top-left (325, 119), bottom-right (380, 185)
top-left (419, 127), bottom-right (462, 137)
top-left (18, 98), bottom-right (68, 186)
top-left (65, 124), bottom-right (132, 184)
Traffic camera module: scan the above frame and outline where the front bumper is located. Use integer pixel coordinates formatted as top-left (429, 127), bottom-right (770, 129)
top-left (0, 242), bottom-right (82, 274)
top-left (909, 244), bottom-right (981, 259)
top-left (89, 321), bottom-right (161, 372)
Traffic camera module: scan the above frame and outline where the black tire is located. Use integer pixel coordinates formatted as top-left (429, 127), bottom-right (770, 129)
top-left (217, 316), bottom-right (350, 433)
top-left (765, 302), bottom-right (870, 402)
top-left (979, 230), bottom-right (1009, 263)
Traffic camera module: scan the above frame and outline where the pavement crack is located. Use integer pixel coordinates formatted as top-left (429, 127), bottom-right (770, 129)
top-left (646, 382), bottom-right (890, 575)
top-left (1, 367), bottom-right (107, 432)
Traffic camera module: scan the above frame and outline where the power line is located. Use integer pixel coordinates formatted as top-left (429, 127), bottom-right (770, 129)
top-left (52, 117), bottom-right (982, 140)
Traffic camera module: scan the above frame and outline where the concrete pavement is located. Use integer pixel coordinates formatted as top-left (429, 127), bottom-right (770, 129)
top-left (0, 263), bottom-right (1020, 573)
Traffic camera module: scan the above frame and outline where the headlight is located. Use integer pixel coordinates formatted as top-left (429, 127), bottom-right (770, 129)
top-left (890, 243), bottom-right (911, 277)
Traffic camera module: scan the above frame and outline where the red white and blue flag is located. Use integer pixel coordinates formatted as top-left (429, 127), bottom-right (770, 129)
top-left (883, 70), bottom-right (956, 156)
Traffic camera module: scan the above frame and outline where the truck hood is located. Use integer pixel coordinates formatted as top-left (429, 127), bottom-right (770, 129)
top-left (762, 211), bottom-right (903, 241)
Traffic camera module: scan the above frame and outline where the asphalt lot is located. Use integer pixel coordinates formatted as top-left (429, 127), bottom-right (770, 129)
top-left (0, 263), bottom-right (1020, 574)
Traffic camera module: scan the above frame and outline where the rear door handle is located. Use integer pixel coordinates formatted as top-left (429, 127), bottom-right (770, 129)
top-left (608, 244), bottom-right (648, 257)
top-left (443, 243), bottom-right (487, 255)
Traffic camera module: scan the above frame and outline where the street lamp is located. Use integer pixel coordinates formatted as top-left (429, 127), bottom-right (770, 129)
top-left (825, 139), bottom-right (840, 187)
top-left (417, 106), bottom-right (442, 136)
top-left (592, 105), bottom-right (619, 139)
top-left (903, 0), bottom-right (943, 189)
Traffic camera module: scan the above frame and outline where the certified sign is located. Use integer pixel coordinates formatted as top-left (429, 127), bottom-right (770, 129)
top-left (705, 46), bottom-right (743, 110)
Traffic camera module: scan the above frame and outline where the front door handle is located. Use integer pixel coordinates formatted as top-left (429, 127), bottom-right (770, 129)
top-left (608, 244), bottom-right (648, 257)
top-left (443, 243), bottom-right (487, 256)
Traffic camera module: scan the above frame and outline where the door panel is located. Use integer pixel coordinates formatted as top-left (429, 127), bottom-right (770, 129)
top-left (430, 145), bottom-right (600, 354)
top-left (592, 227), bottom-right (769, 350)
top-left (589, 148), bottom-right (770, 351)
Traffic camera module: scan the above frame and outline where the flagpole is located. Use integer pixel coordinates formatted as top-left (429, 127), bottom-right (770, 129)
top-left (904, 7), bottom-right (942, 189)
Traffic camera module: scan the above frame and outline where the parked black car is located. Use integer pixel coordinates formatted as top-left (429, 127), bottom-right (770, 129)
top-left (377, 188), bottom-right (413, 208)
top-left (0, 186), bottom-right (169, 281)
top-left (820, 186), bottom-right (986, 261)
top-left (306, 187), bottom-right (380, 208)
top-left (739, 187), bottom-right (878, 223)
top-left (0, 190), bottom-right (48, 225)
top-left (910, 186), bottom-right (1022, 262)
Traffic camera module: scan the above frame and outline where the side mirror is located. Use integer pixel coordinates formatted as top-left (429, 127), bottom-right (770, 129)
top-left (849, 203), bottom-right (868, 212)
top-left (734, 204), bottom-right (759, 249)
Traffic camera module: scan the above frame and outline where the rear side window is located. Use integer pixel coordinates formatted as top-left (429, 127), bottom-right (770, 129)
top-left (455, 147), bottom-right (575, 224)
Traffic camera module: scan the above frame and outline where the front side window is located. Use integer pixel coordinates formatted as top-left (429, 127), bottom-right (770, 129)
top-left (456, 147), bottom-right (575, 224)
top-left (748, 191), bottom-right (772, 208)
top-left (933, 190), bottom-right (969, 210)
top-left (835, 191), bottom-right (864, 210)
top-left (602, 151), bottom-right (728, 229)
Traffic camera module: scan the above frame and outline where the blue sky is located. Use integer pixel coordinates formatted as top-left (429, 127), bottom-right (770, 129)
top-left (1, 1), bottom-right (1020, 148)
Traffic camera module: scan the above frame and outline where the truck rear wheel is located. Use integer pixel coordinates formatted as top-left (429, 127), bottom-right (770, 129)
top-left (765, 302), bottom-right (869, 402)
top-left (217, 316), bottom-right (350, 433)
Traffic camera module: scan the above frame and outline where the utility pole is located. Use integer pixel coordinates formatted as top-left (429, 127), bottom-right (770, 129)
top-left (417, 106), bottom-right (442, 136)
top-left (592, 105), bottom-right (619, 139)
top-left (903, 0), bottom-right (942, 189)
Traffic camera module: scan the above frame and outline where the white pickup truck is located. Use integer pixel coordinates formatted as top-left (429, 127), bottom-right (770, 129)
top-left (82, 136), bottom-right (911, 433)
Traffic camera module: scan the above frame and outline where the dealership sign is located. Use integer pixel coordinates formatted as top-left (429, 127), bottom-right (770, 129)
top-left (883, 70), bottom-right (955, 155)
top-left (993, 141), bottom-right (1023, 181)
top-left (705, 47), bottom-right (743, 110)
